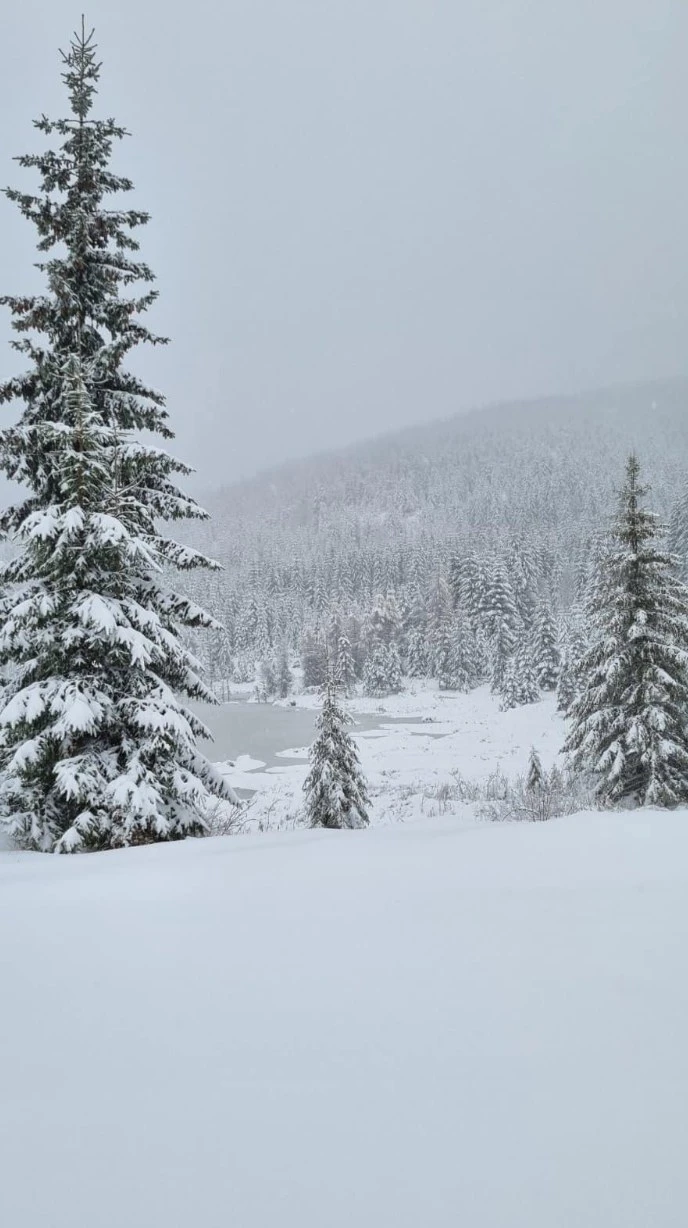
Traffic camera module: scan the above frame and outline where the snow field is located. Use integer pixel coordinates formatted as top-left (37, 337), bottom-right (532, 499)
top-left (1, 808), bottom-right (688, 1227)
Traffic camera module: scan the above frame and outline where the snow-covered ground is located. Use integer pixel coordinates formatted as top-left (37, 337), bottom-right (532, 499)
top-left (221, 683), bottom-right (566, 829)
top-left (2, 807), bottom-right (688, 1227)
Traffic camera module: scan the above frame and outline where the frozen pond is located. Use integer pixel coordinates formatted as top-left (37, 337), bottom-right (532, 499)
top-left (194, 701), bottom-right (421, 769)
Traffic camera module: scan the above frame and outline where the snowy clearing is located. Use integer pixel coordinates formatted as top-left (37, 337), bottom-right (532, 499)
top-left (2, 808), bottom-right (688, 1226)
top-left (222, 683), bottom-right (566, 829)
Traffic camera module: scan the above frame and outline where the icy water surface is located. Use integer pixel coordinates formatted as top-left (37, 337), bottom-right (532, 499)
top-left (194, 701), bottom-right (420, 769)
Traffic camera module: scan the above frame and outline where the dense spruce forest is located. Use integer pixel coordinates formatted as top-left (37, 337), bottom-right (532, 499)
top-left (182, 379), bottom-right (688, 700)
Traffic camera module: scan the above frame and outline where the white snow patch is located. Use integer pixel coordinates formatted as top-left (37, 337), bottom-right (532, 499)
top-left (1, 810), bottom-right (688, 1226)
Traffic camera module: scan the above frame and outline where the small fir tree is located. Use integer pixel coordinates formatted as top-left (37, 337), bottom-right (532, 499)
top-left (303, 674), bottom-right (370, 829)
top-left (564, 454), bottom-right (688, 806)
top-left (526, 746), bottom-right (543, 792)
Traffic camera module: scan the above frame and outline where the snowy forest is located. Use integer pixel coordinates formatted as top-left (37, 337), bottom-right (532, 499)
top-left (183, 382), bottom-right (688, 707)
top-left (4, 16), bottom-right (688, 1228)
top-left (1, 23), bottom-right (688, 851)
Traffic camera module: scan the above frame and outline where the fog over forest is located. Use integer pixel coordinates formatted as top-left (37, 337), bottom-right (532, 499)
top-left (2, 0), bottom-right (688, 488)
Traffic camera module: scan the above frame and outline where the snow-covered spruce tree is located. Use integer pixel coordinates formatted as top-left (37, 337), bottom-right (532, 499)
top-left (564, 454), bottom-right (688, 807)
top-left (385, 641), bottom-right (403, 693)
top-left (434, 610), bottom-right (457, 690)
top-left (301, 628), bottom-right (327, 688)
top-left (336, 634), bottom-right (356, 694)
top-left (363, 642), bottom-right (398, 697)
top-left (0, 27), bottom-right (235, 851)
top-left (556, 608), bottom-right (587, 713)
top-left (532, 602), bottom-right (560, 690)
top-left (303, 673), bottom-right (369, 829)
top-left (255, 656), bottom-right (277, 702)
top-left (450, 613), bottom-right (478, 692)
top-left (526, 746), bottom-right (543, 792)
top-left (513, 640), bottom-right (540, 704)
top-left (479, 560), bottom-right (520, 693)
top-left (499, 659), bottom-right (519, 711)
top-left (276, 645), bottom-right (293, 699)
top-left (556, 644), bottom-right (577, 714)
top-left (406, 627), bottom-right (429, 678)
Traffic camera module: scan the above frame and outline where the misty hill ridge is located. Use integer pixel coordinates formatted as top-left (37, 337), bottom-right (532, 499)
top-left (196, 378), bottom-right (688, 556)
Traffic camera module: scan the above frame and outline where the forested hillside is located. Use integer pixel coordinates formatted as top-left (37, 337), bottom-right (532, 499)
top-left (183, 379), bottom-right (688, 696)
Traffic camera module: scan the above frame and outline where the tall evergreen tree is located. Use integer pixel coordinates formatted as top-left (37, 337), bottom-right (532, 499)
top-left (303, 674), bottom-right (369, 829)
top-left (0, 26), bottom-right (234, 851)
top-left (479, 560), bottom-right (520, 693)
top-left (564, 455), bottom-right (688, 807)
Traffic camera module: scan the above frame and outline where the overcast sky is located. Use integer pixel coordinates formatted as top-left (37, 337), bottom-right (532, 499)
top-left (1, 0), bottom-right (687, 491)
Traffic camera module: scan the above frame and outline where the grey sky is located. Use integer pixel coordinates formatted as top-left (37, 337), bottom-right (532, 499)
top-left (1, 0), bottom-right (687, 491)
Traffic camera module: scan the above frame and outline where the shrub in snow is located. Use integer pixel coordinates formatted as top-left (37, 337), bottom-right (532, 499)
top-left (564, 454), bottom-right (688, 808)
top-left (303, 674), bottom-right (369, 829)
top-left (478, 764), bottom-right (590, 823)
top-left (0, 27), bottom-right (236, 851)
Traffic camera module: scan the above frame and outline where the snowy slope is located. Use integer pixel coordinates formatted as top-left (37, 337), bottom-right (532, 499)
top-left (2, 809), bottom-right (688, 1227)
